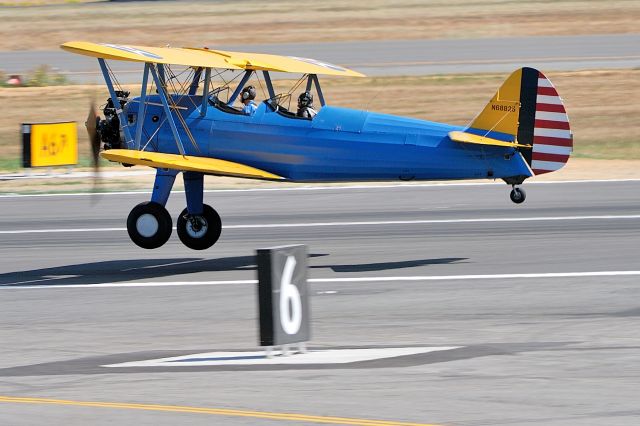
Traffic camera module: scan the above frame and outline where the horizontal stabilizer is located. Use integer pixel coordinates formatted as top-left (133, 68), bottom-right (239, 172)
top-left (448, 131), bottom-right (532, 149)
top-left (100, 150), bottom-right (283, 181)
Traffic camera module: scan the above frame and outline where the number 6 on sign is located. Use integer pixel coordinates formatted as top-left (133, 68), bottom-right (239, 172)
top-left (257, 245), bottom-right (310, 347)
top-left (280, 256), bottom-right (302, 335)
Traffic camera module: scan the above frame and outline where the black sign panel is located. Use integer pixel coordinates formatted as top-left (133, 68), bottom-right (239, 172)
top-left (257, 245), bottom-right (310, 346)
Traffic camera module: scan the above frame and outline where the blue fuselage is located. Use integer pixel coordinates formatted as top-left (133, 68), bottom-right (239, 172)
top-left (127, 95), bottom-right (531, 181)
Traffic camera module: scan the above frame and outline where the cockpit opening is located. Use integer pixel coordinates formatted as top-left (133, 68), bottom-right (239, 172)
top-left (203, 70), bottom-right (324, 119)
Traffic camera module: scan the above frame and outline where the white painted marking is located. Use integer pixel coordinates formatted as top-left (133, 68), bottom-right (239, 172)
top-left (104, 347), bottom-right (459, 367)
top-left (223, 214), bottom-right (640, 228)
top-left (537, 94), bottom-right (563, 105)
top-left (535, 111), bottom-right (569, 122)
top-left (0, 227), bottom-right (126, 234)
top-left (1, 179), bottom-right (640, 199)
top-left (3, 271), bottom-right (640, 290)
top-left (532, 144), bottom-right (573, 155)
top-left (0, 170), bottom-right (154, 180)
top-left (1, 214), bottom-right (639, 235)
top-left (533, 127), bottom-right (572, 139)
top-left (537, 78), bottom-right (554, 88)
top-left (531, 160), bottom-right (566, 171)
top-left (280, 256), bottom-right (302, 335)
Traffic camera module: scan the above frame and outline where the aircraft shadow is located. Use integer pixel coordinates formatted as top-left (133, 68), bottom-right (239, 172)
top-left (0, 255), bottom-right (468, 287)
top-left (329, 258), bottom-right (468, 273)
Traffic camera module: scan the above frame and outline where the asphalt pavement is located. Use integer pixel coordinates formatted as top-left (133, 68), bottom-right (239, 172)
top-left (2, 34), bottom-right (639, 81)
top-left (1, 179), bottom-right (639, 425)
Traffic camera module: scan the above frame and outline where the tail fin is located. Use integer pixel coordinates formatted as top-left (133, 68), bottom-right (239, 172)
top-left (467, 67), bottom-right (573, 175)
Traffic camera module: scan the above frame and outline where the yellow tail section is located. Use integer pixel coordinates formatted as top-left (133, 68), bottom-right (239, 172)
top-left (468, 68), bottom-right (522, 141)
top-left (463, 67), bottom-right (573, 175)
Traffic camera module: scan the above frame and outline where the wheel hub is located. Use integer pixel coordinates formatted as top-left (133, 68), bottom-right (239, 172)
top-left (186, 215), bottom-right (208, 238)
top-left (136, 213), bottom-right (159, 237)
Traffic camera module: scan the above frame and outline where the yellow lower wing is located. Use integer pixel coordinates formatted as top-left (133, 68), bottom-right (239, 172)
top-left (448, 131), bottom-right (532, 149)
top-left (101, 150), bottom-right (283, 180)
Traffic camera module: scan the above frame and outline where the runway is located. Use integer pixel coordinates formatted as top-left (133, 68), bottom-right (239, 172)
top-left (1, 180), bottom-right (639, 425)
top-left (2, 34), bottom-right (639, 82)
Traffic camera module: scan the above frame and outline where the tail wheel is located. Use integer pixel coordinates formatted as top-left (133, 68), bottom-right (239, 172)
top-left (127, 201), bottom-right (173, 249)
top-left (177, 204), bottom-right (222, 250)
top-left (510, 187), bottom-right (526, 204)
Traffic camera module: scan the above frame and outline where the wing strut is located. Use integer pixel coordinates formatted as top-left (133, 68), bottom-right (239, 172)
top-left (134, 63), bottom-right (150, 150)
top-left (227, 70), bottom-right (253, 106)
top-left (262, 71), bottom-right (276, 99)
top-left (149, 63), bottom-right (186, 156)
top-left (200, 67), bottom-right (211, 117)
top-left (310, 74), bottom-right (325, 106)
top-left (98, 58), bottom-right (134, 147)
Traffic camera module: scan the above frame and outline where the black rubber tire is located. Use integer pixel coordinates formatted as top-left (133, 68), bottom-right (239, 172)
top-left (126, 201), bottom-right (173, 249)
top-left (177, 204), bottom-right (222, 250)
top-left (510, 187), bottom-right (527, 204)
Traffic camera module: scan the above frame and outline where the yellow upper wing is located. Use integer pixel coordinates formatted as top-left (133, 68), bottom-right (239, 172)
top-left (449, 131), bottom-right (531, 149)
top-left (190, 48), bottom-right (365, 77)
top-left (61, 42), bottom-right (243, 70)
top-left (61, 41), bottom-right (364, 77)
top-left (101, 150), bottom-right (283, 181)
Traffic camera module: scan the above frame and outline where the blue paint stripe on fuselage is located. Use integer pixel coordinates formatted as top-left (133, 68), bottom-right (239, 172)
top-left (127, 96), bottom-right (531, 181)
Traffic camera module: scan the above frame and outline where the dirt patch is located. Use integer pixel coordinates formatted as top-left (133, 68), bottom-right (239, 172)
top-left (1, 1), bottom-right (639, 50)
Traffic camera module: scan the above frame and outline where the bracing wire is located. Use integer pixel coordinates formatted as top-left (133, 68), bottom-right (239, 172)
top-left (163, 65), bottom-right (201, 155)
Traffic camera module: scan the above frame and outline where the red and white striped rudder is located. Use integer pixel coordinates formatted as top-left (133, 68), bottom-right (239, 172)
top-left (530, 71), bottom-right (573, 175)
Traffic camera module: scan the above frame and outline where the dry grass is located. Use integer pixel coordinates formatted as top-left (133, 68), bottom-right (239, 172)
top-left (2, 69), bottom-right (638, 169)
top-left (1, 0), bottom-right (639, 50)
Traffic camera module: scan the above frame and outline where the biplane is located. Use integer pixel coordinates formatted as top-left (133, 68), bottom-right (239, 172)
top-left (61, 42), bottom-right (573, 250)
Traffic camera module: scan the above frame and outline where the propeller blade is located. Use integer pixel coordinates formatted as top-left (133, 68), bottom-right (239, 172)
top-left (85, 99), bottom-right (102, 199)
top-left (85, 100), bottom-right (100, 170)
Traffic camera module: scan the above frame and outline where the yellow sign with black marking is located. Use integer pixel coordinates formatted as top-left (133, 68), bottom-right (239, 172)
top-left (22, 122), bottom-right (78, 167)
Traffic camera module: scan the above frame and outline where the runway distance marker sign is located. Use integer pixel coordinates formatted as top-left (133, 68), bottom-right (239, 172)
top-left (22, 122), bottom-right (78, 168)
top-left (256, 244), bottom-right (310, 348)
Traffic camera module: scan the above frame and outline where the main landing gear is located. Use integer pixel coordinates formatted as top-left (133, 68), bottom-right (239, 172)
top-left (177, 205), bottom-right (222, 250)
top-left (126, 169), bottom-right (222, 250)
top-left (127, 201), bottom-right (173, 249)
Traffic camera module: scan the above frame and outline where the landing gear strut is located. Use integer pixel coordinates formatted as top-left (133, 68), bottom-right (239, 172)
top-left (510, 186), bottom-right (526, 204)
top-left (177, 204), bottom-right (222, 250)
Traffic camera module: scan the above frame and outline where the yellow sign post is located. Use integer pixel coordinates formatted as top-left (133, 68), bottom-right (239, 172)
top-left (22, 122), bottom-right (78, 168)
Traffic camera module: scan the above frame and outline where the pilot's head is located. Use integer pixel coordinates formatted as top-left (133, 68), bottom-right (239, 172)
top-left (298, 91), bottom-right (313, 108)
top-left (241, 86), bottom-right (256, 104)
